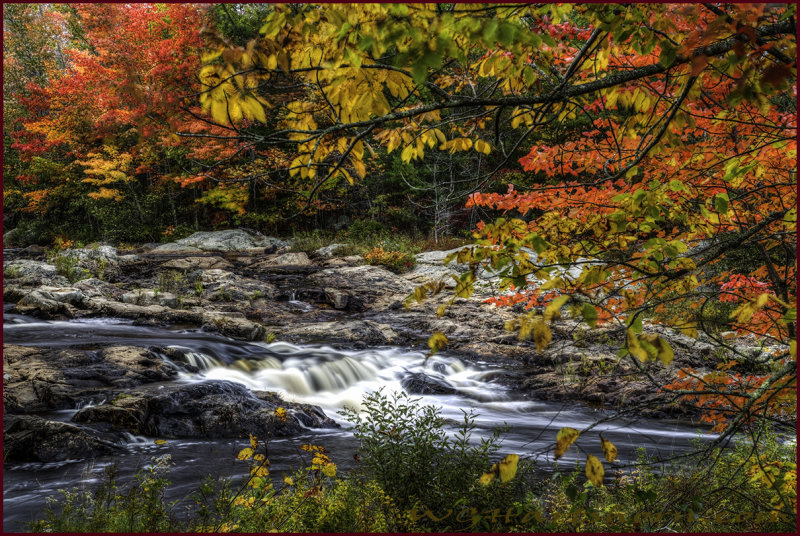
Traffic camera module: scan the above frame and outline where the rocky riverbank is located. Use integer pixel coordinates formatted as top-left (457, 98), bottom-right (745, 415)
top-left (3, 229), bottom-right (782, 463)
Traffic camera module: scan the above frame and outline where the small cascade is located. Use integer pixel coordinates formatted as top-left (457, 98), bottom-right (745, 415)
top-left (287, 289), bottom-right (314, 311)
top-left (178, 341), bottom-right (507, 417)
top-left (181, 351), bottom-right (225, 370)
top-left (75, 397), bottom-right (106, 410)
top-left (121, 432), bottom-right (151, 445)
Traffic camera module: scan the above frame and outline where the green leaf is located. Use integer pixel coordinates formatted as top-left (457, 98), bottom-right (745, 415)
top-left (582, 303), bottom-right (599, 328)
top-left (659, 41), bottom-right (677, 67)
top-left (714, 193), bottom-right (729, 213)
top-left (629, 314), bottom-right (643, 334)
top-left (411, 61), bottom-right (427, 85)
top-left (668, 180), bottom-right (685, 192)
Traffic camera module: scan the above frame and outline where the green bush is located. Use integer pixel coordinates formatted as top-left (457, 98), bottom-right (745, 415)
top-left (50, 251), bottom-right (88, 284)
top-left (340, 389), bottom-right (525, 525)
top-left (30, 456), bottom-right (181, 533)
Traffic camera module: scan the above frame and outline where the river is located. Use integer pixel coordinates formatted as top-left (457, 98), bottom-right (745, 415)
top-left (3, 310), bottom-right (715, 531)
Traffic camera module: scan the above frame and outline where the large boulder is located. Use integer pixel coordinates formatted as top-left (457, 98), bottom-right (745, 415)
top-left (401, 372), bottom-right (457, 395)
top-left (255, 251), bottom-right (313, 267)
top-left (11, 286), bottom-right (88, 317)
top-left (3, 345), bottom-right (179, 414)
top-left (3, 259), bottom-right (69, 287)
top-left (285, 319), bottom-right (397, 345)
top-left (201, 313), bottom-right (267, 341)
top-left (121, 289), bottom-right (179, 308)
top-left (73, 277), bottom-right (126, 300)
top-left (309, 265), bottom-right (415, 310)
top-left (154, 230), bottom-right (289, 253)
top-left (199, 270), bottom-right (278, 302)
top-left (73, 380), bottom-right (337, 439)
top-left (162, 256), bottom-right (233, 271)
top-left (3, 414), bottom-right (124, 462)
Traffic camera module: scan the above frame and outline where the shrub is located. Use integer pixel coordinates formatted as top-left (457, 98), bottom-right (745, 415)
top-left (363, 247), bottom-right (416, 273)
top-left (29, 456), bottom-right (181, 533)
top-left (50, 251), bottom-right (88, 284)
top-left (340, 389), bottom-right (527, 529)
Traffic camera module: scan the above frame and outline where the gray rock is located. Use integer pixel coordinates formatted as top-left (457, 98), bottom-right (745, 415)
top-left (162, 256), bottom-right (233, 271)
top-left (73, 278), bottom-right (126, 300)
top-left (314, 243), bottom-right (348, 257)
top-left (3, 259), bottom-right (69, 287)
top-left (287, 320), bottom-right (397, 345)
top-left (3, 345), bottom-right (179, 414)
top-left (309, 265), bottom-right (415, 310)
top-left (12, 287), bottom-right (88, 317)
top-left (3, 227), bottom-right (25, 248)
top-left (121, 290), bottom-right (179, 308)
top-left (201, 313), bottom-right (266, 341)
top-left (401, 372), bottom-right (457, 395)
top-left (200, 269), bottom-right (237, 284)
top-left (260, 252), bottom-right (312, 266)
top-left (3, 414), bottom-right (123, 462)
top-left (73, 380), bottom-right (337, 439)
top-left (151, 243), bottom-right (202, 253)
top-left (154, 230), bottom-right (289, 252)
top-left (324, 287), bottom-right (349, 309)
top-left (414, 246), bottom-right (472, 267)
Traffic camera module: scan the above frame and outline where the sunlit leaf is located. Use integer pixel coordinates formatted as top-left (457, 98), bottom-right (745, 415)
top-left (238, 447), bottom-right (255, 460)
top-left (600, 435), bottom-right (617, 462)
top-left (555, 427), bottom-right (580, 460)
top-left (585, 454), bottom-right (604, 486)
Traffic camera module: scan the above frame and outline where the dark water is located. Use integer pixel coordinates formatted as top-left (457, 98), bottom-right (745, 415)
top-left (3, 312), bottom-right (716, 531)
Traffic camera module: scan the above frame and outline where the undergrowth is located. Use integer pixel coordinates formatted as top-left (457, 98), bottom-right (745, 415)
top-left (28, 394), bottom-right (796, 533)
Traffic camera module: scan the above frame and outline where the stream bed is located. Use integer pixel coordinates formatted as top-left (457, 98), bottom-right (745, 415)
top-left (3, 311), bottom-right (715, 531)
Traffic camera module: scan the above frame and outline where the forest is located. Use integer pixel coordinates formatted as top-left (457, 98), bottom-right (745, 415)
top-left (2, 3), bottom-right (797, 533)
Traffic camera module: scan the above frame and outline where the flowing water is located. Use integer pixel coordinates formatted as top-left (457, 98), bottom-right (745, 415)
top-left (3, 310), bottom-right (715, 531)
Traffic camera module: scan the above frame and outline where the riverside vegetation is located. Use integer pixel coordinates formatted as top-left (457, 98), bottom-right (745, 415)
top-left (29, 391), bottom-right (796, 533)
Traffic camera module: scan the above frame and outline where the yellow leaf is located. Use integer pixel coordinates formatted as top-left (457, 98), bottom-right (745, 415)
top-left (532, 318), bottom-right (552, 351)
top-left (322, 462), bottom-right (337, 477)
top-left (436, 304), bottom-right (447, 318)
top-left (251, 466), bottom-right (270, 477)
top-left (427, 332), bottom-right (448, 355)
top-left (626, 329), bottom-right (650, 362)
top-left (656, 337), bottom-right (674, 366)
top-left (154, 439), bottom-right (167, 446)
top-left (497, 454), bottom-right (519, 483)
top-left (755, 293), bottom-right (771, 309)
top-left (791, 340), bottom-right (796, 359)
top-left (539, 277), bottom-right (563, 291)
top-left (354, 159), bottom-right (367, 179)
top-left (479, 471), bottom-right (496, 486)
top-left (275, 407), bottom-right (287, 422)
top-left (211, 99), bottom-right (229, 125)
top-left (585, 454), bottom-right (604, 486)
top-left (544, 295), bottom-right (569, 322)
top-left (284, 476), bottom-right (294, 486)
top-left (401, 144), bottom-right (414, 163)
top-left (249, 434), bottom-right (258, 449)
top-left (600, 435), bottom-right (617, 463)
top-left (238, 447), bottom-right (255, 460)
top-left (555, 427), bottom-right (580, 460)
